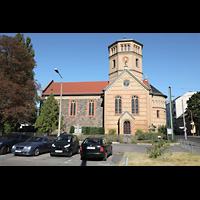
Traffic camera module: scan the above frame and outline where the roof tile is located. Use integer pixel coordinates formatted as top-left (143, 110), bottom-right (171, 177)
top-left (43, 81), bottom-right (109, 95)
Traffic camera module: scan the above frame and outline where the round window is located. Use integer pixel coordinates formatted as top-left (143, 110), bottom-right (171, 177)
top-left (123, 80), bottom-right (130, 87)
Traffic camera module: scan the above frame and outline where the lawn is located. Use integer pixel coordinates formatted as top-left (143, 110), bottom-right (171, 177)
top-left (119, 152), bottom-right (200, 166)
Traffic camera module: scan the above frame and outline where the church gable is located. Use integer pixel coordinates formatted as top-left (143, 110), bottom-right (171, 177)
top-left (104, 68), bottom-right (151, 134)
top-left (119, 111), bottom-right (135, 120)
top-left (104, 68), bottom-right (150, 93)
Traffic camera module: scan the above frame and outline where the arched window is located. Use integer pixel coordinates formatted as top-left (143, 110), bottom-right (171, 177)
top-left (132, 96), bottom-right (139, 114)
top-left (136, 58), bottom-right (139, 67)
top-left (115, 96), bottom-right (122, 114)
top-left (157, 110), bottom-right (160, 118)
top-left (88, 100), bottom-right (95, 117)
top-left (113, 59), bottom-right (116, 68)
top-left (70, 100), bottom-right (77, 116)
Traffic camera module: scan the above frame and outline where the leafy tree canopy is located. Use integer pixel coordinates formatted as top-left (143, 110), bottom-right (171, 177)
top-left (186, 92), bottom-right (200, 131)
top-left (0, 35), bottom-right (40, 131)
top-left (15, 33), bottom-right (35, 58)
top-left (35, 93), bottom-right (63, 134)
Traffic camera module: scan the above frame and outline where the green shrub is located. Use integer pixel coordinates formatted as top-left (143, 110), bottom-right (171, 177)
top-left (82, 126), bottom-right (105, 135)
top-left (108, 128), bottom-right (116, 135)
top-left (69, 126), bottom-right (74, 134)
top-left (146, 141), bottom-right (172, 158)
top-left (135, 129), bottom-right (143, 135)
top-left (4, 121), bottom-right (14, 133)
top-left (137, 132), bottom-right (163, 142)
top-left (137, 132), bottom-right (151, 140)
top-left (158, 124), bottom-right (170, 140)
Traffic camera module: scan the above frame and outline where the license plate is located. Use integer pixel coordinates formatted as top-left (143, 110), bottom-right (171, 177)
top-left (87, 146), bottom-right (95, 150)
top-left (15, 150), bottom-right (21, 153)
top-left (55, 150), bottom-right (63, 153)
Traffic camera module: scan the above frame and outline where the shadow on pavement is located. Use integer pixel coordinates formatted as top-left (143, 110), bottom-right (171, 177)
top-left (80, 160), bottom-right (87, 166)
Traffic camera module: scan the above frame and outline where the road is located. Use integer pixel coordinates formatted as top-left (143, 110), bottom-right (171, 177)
top-left (0, 143), bottom-right (187, 166)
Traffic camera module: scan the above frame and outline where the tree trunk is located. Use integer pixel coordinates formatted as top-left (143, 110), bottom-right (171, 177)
top-left (0, 121), bottom-right (4, 136)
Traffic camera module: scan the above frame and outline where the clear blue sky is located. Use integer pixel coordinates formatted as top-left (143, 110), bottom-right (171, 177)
top-left (2, 33), bottom-right (200, 101)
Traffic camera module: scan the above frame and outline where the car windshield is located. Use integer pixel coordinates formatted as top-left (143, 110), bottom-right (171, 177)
top-left (83, 138), bottom-right (101, 145)
top-left (7, 135), bottom-right (20, 140)
top-left (26, 137), bottom-right (43, 142)
top-left (55, 135), bottom-right (72, 142)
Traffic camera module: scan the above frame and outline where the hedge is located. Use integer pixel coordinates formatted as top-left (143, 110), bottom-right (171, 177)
top-left (82, 126), bottom-right (105, 135)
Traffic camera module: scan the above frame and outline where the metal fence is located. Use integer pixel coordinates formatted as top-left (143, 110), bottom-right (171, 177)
top-left (179, 139), bottom-right (200, 154)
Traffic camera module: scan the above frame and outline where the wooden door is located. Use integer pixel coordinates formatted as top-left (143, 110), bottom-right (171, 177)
top-left (124, 121), bottom-right (131, 134)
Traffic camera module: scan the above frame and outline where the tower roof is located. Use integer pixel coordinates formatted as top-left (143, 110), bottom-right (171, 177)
top-left (108, 39), bottom-right (143, 49)
top-left (150, 84), bottom-right (167, 98)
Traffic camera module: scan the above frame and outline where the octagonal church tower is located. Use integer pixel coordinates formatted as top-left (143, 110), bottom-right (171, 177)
top-left (108, 39), bottom-right (143, 82)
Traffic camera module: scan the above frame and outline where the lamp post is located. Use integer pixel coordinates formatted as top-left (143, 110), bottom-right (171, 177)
top-left (54, 68), bottom-right (63, 137)
top-left (169, 86), bottom-right (174, 141)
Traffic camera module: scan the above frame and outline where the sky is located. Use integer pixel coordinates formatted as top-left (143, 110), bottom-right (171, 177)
top-left (2, 33), bottom-right (200, 101)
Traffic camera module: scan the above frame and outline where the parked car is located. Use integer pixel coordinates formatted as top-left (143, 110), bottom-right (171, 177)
top-left (80, 137), bottom-right (112, 161)
top-left (50, 134), bottom-right (79, 157)
top-left (0, 134), bottom-right (30, 155)
top-left (11, 136), bottom-right (53, 156)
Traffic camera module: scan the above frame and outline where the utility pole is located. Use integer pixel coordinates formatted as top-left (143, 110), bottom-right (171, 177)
top-left (169, 87), bottom-right (174, 141)
top-left (182, 99), bottom-right (187, 140)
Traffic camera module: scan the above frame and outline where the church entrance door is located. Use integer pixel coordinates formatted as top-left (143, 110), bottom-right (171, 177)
top-left (124, 120), bottom-right (131, 134)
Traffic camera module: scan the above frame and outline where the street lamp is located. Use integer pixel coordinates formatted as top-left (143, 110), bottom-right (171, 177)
top-left (54, 68), bottom-right (63, 137)
top-left (169, 87), bottom-right (174, 141)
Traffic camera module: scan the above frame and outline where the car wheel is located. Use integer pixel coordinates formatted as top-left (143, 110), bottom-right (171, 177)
top-left (34, 148), bottom-right (40, 156)
top-left (0, 146), bottom-right (7, 155)
top-left (110, 147), bottom-right (113, 156)
top-left (103, 152), bottom-right (107, 161)
top-left (7, 146), bottom-right (10, 153)
top-left (68, 150), bottom-right (72, 157)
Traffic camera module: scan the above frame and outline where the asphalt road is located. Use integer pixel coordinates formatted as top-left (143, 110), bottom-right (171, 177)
top-left (0, 143), bottom-right (187, 166)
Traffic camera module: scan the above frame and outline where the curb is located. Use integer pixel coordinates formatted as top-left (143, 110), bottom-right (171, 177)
top-left (116, 154), bottom-right (125, 166)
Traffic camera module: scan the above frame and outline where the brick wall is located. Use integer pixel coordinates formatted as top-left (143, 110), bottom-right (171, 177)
top-left (104, 71), bottom-right (150, 134)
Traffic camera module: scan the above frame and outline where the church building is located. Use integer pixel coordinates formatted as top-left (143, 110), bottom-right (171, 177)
top-left (40, 38), bottom-right (167, 135)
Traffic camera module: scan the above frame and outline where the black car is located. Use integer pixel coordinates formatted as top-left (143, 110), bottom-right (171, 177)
top-left (50, 134), bottom-right (79, 157)
top-left (0, 134), bottom-right (30, 155)
top-left (80, 137), bottom-right (112, 161)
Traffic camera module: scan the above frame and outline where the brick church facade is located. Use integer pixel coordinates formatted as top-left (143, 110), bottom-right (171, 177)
top-left (40, 38), bottom-right (167, 135)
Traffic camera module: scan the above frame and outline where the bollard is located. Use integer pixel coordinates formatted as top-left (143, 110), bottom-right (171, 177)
top-left (191, 142), bottom-right (193, 153)
top-left (125, 156), bottom-right (129, 166)
top-left (187, 141), bottom-right (189, 151)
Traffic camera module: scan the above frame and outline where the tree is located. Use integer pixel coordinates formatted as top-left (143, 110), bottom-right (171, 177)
top-left (0, 35), bottom-right (40, 132)
top-left (35, 93), bottom-right (63, 134)
top-left (186, 92), bottom-right (200, 135)
top-left (15, 33), bottom-right (35, 58)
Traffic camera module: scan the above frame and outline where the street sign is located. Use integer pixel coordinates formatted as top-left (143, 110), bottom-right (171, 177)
top-left (167, 128), bottom-right (172, 135)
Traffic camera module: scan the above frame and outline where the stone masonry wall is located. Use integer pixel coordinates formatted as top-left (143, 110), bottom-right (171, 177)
top-left (60, 96), bottom-right (104, 132)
